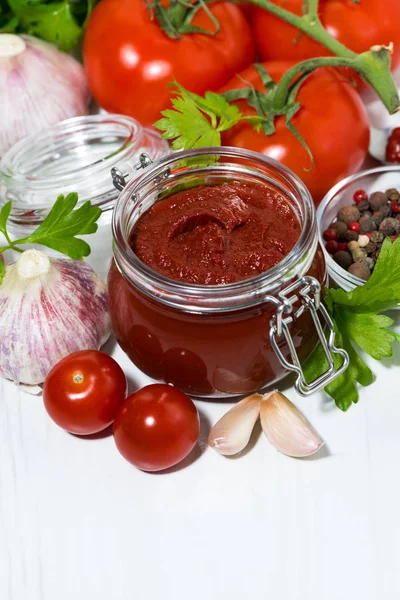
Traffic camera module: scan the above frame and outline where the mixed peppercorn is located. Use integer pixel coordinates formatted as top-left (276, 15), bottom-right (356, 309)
top-left (323, 187), bottom-right (400, 280)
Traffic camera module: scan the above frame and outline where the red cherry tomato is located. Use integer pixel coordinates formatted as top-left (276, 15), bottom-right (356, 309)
top-left (252, 0), bottom-right (400, 83)
top-left (113, 384), bottom-right (200, 472)
top-left (83, 0), bottom-right (255, 126)
top-left (43, 351), bottom-right (127, 435)
top-left (219, 61), bottom-right (369, 203)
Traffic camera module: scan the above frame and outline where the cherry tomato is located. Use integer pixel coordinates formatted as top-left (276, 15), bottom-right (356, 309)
top-left (83, 0), bottom-right (255, 126)
top-left (113, 384), bottom-right (200, 472)
top-left (43, 351), bottom-right (127, 435)
top-left (219, 62), bottom-right (369, 203)
top-left (252, 0), bottom-right (400, 83)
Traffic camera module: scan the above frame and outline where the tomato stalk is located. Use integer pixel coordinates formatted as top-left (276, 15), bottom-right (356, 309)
top-left (248, 0), bottom-right (400, 114)
top-left (272, 47), bottom-right (399, 115)
top-left (147, 0), bottom-right (220, 39)
top-left (250, 0), bottom-right (355, 59)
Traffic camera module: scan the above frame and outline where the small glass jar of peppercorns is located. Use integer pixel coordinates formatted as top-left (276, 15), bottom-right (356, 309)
top-left (322, 187), bottom-right (400, 280)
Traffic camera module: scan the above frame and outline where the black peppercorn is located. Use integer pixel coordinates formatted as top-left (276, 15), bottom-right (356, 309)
top-left (348, 261), bottom-right (371, 281)
top-left (371, 214), bottom-right (383, 228)
top-left (333, 250), bottom-right (352, 270)
top-left (365, 241), bottom-right (377, 255)
top-left (358, 200), bottom-right (371, 212)
top-left (386, 188), bottom-right (400, 201)
top-left (370, 231), bottom-right (384, 244)
top-left (379, 217), bottom-right (398, 236)
top-left (359, 217), bottom-right (376, 234)
top-left (370, 191), bottom-right (388, 211)
top-left (337, 205), bottom-right (360, 225)
top-left (379, 204), bottom-right (391, 219)
top-left (344, 230), bottom-right (359, 242)
top-left (330, 220), bottom-right (348, 240)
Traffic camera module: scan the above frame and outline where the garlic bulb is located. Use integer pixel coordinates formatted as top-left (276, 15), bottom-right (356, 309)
top-left (0, 250), bottom-right (111, 386)
top-left (260, 391), bottom-right (323, 458)
top-left (208, 393), bottom-right (261, 456)
top-left (0, 34), bottom-right (89, 156)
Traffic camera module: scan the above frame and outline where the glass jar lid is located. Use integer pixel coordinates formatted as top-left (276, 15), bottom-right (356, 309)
top-left (0, 114), bottom-right (169, 224)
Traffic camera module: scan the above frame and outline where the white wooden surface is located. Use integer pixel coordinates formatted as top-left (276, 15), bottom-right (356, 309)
top-left (2, 322), bottom-right (400, 600)
top-left (2, 88), bottom-right (400, 600)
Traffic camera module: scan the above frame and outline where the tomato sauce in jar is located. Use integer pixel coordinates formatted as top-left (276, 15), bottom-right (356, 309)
top-left (108, 148), bottom-right (330, 398)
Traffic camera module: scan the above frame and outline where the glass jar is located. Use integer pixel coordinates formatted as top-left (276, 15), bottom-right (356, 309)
top-left (0, 114), bottom-right (169, 280)
top-left (108, 147), bottom-right (348, 398)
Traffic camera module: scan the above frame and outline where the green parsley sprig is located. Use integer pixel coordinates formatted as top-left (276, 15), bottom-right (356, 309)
top-left (304, 237), bottom-right (400, 411)
top-left (0, 192), bottom-right (102, 283)
top-left (0, 0), bottom-right (95, 51)
top-left (154, 81), bottom-right (264, 150)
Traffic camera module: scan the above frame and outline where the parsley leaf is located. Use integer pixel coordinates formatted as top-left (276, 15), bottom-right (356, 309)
top-left (304, 237), bottom-right (400, 411)
top-left (154, 82), bottom-right (262, 151)
top-left (0, 201), bottom-right (12, 238)
top-left (154, 91), bottom-right (221, 151)
top-left (19, 193), bottom-right (102, 259)
top-left (3, 0), bottom-right (95, 51)
top-left (0, 193), bottom-right (102, 261)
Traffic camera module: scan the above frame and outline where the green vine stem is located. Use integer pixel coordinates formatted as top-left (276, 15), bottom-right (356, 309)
top-left (272, 48), bottom-right (400, 114)
top-left (246, 0), bottom-right (400, 114)
top-left (250, 0), bottom-right (356, 59)
top-left (151, 0), bottom-right (400, 114)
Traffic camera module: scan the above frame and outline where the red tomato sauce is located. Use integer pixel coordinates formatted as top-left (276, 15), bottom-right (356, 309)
top-left (131, 181), bottom-right (301, 284)
top-left (108, 180), bottom-right (325, 397)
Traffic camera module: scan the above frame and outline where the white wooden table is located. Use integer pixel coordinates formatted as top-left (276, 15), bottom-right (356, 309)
top-left (2, 320), bottom-right (400, 600)
top-left (3, 87), bottom-right (400, 600)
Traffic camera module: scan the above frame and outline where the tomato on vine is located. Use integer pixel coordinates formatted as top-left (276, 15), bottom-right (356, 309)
top-left (218, 61), bottom-right (370, 202)
top-left (252, 0), bottom-right (400, 85)
top-left (83, 0), bottom-right (255, 126)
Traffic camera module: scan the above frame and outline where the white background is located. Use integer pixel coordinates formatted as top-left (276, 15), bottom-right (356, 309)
top-left (2, 324), bottom-right (400, 600)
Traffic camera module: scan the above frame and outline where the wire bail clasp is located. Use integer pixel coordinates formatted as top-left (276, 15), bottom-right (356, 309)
top-left (111, 152), bottom-right (154, 191)
top-left (269, 276), bottom-right (349, 396)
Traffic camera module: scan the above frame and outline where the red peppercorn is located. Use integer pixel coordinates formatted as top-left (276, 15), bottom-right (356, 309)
top-left (349, 222), bottom-right (360, 233)
top-left (337, 242), bottom-right (347, 251)
top-left (391, 200), bottom-right (400, 213)
top-left (365, 233), bottom-right (371, 239)
top-left (353, 189), bottom-right (368, 204)
top-left (392, 127), bottom-right (400, 139)
top-left (325, 240), bottom-right (339, 254)
top-left (374, 211), bottom-right (380, 216)
top-left (322, 227), bottom-right (337, 241)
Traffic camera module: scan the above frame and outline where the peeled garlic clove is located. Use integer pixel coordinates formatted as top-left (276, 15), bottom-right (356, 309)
top-left (0, 250), bottom-right (111, 386)
top-left (208, 393), bottom-right (261, 456)
top-left (260, 390), bottom-right (323, 458)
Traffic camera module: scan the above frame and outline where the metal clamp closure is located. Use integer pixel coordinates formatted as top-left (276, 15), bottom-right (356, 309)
top-left (269, 276), bottom-right (349, 396)
top-left (111, 152), bottom-right (154, 191)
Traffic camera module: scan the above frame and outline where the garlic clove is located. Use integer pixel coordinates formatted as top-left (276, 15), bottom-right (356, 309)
top-left (208, 393), bottom-right (261, 456)
top-left (260, 390), bottom-right (323, 458)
